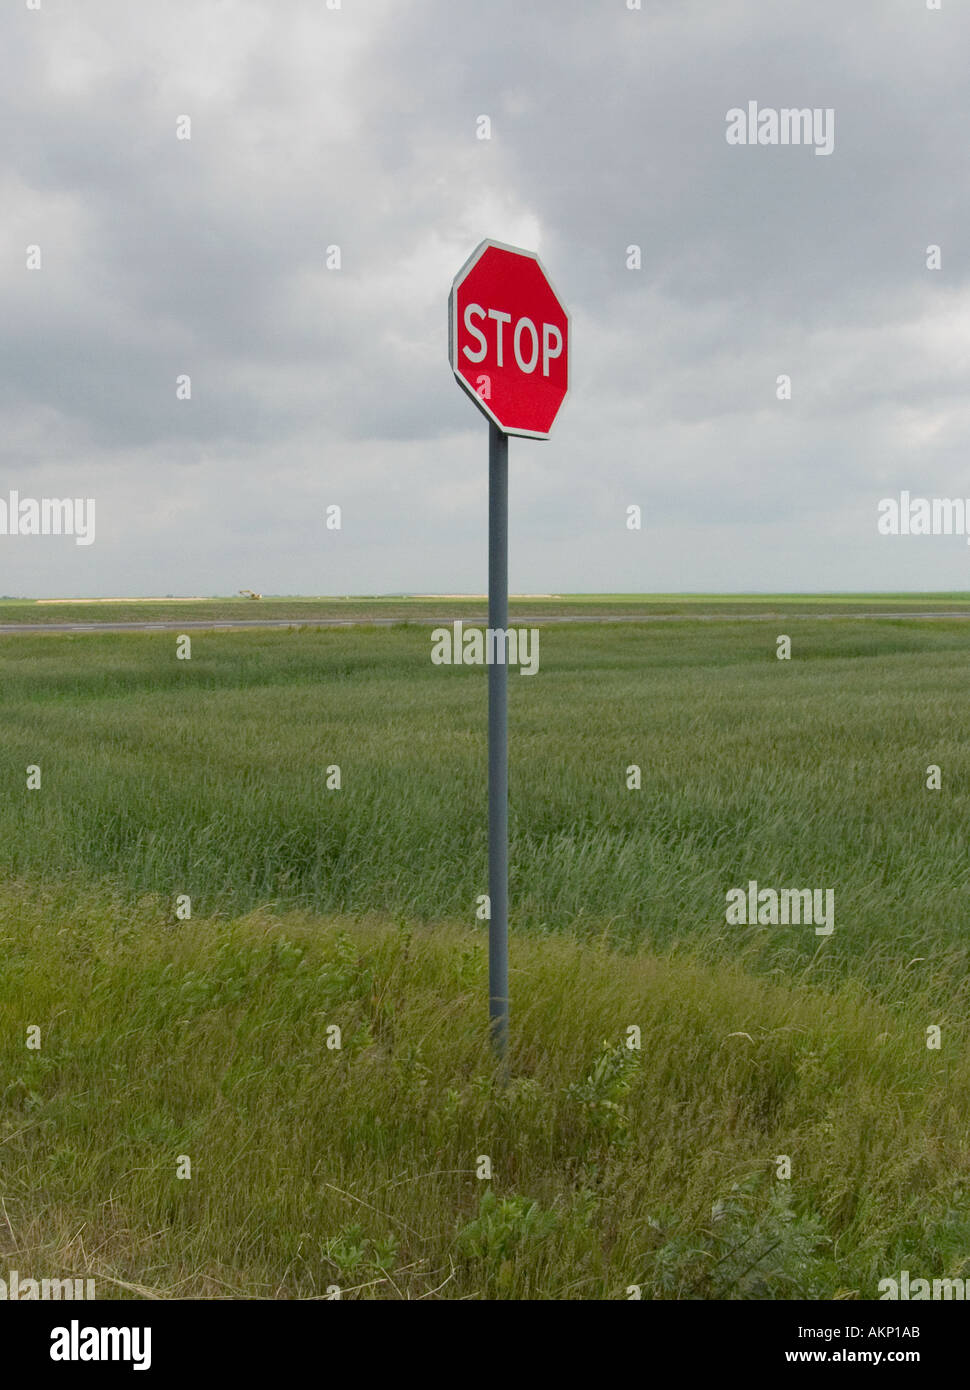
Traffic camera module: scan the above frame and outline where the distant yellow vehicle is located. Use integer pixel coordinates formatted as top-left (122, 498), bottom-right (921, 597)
top-left (238, 589), bottom-right (262, 600)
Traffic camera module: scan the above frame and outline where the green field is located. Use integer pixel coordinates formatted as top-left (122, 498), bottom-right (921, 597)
top-left (2, 614), bottom-right (969, 1298)
top-left (4, 590), bottom-right (970, 625)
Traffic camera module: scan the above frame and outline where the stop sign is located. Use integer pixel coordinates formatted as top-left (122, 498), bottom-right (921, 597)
top-left (449, 239), bottom-right (569, 439)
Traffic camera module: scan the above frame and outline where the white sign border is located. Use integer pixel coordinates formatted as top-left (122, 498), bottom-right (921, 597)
top-left (448, 238), bottom-right (571, 441)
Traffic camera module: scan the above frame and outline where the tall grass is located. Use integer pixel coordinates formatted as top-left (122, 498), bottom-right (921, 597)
top-left (1, 621), bottom-right (969, 1010)
top-left (1, 886), bottom-right (967, 1299)
top-left (3, 619), bottom-right (969, 1297)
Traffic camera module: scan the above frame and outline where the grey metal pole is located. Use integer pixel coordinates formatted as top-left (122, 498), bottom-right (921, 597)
top-left (488, 419), bottom-right (509, 1061)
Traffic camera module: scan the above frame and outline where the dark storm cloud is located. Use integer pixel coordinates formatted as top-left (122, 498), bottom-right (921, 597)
top-left (1, 0), bottom-right (968, 594)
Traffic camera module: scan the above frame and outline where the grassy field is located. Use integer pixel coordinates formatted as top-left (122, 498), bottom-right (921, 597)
top-left (4, 591), bottom-right (970, 625)
top-left (2, 615), bottom-right (969, 1298)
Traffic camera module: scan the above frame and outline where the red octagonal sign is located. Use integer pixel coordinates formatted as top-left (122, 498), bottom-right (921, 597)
top-left (449, 239), bottom-right (569, 439)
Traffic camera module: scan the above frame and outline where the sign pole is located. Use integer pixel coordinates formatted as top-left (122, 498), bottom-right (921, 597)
top-left (488, 418), bottom-right (509, 1063)
top-left (449, 238), bottom-right (569, 1067)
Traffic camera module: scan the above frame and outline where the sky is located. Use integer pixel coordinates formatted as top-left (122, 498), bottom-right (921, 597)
top-left (2, 0), bottom-right (969, 597)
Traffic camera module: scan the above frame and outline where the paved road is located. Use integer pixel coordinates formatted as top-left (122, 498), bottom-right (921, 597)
top-left (3, 612), bottom-right (970, 634)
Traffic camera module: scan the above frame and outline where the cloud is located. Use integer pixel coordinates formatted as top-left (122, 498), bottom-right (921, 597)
top-left (2, 0), bottom-right (969, 595)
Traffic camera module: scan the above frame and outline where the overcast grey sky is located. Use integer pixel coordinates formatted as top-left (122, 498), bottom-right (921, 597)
top-left (2, 0), bottom-right (968, 597)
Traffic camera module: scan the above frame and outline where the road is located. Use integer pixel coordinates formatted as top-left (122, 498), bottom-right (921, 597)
top-left (2, 612), bottom-right (970, 634)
